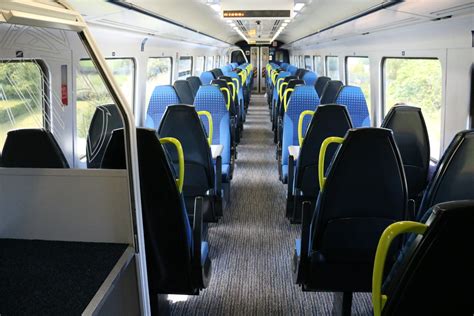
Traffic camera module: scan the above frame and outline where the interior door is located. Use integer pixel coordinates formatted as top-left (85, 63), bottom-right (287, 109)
top-left (250, 47), bottom-right (259, 93)
top-left (260, 47), bottom-right (269, 93)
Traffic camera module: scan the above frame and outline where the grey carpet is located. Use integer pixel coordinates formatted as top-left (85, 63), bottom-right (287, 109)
top-left (171, 95), bottom-right (372, 315)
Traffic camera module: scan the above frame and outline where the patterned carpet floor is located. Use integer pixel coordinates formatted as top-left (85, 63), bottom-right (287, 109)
top-left (170, 95), bottom-right (372, 315)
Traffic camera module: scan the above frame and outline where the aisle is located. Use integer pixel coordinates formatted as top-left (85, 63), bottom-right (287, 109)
top-left (171, 95), bottom-right (372, 315)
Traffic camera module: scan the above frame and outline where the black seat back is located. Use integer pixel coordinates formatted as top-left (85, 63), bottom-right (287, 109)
top-left (418, 130), bottom-right (474, 216)
top-left (320, 80), bottom-right (343, 104)
top-left (296, 105), bottom-right (353, 197)
top-left (101, 128), bottom-right (194, 294)
top-left (173, 80), bottom-right (194, 105)
top-left (381, 105), bottom-right (430, 199)
top-left (311, 128), bottom-right (407, 262)
top-left (295, 68), bottom-right (307, 79)
top-left (211, 79), bottom-right (235, 114)
top-left (382, 200), bottom-right (474, 315)
top-left (86, 104), bottom-right (123, 168)
top-left (2, 128), bottom-right (69, 168)
top-left (314, 76), bottom-right (331, 97)
top-left (158, 105), bottom-right (215, 198)
top-left (211, 68), bottom-right (224, 78)
top-left (186, 76), bottom-right (202, 97)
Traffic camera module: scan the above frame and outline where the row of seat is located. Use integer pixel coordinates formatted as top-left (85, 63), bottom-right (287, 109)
top-left (267, 61), bottom-right (473, 314)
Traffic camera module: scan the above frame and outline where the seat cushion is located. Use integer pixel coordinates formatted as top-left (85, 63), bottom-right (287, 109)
top-left (201, 241), bottom-right (209, 266)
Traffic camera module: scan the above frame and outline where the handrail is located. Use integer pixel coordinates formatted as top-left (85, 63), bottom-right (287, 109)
top-left (159, 137), bottom-right (184, 193)
top-left (318, 136), bottom-right (344, 189)
top-left (197, 111), bottom-right (213, 145)
top-left (298, 110), bottom-right (315, 146)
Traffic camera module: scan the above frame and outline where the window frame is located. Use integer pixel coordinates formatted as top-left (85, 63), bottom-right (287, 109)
top-left (147, 56), bottom-right (173, 86)
top-left (381, 56), bottom-right (443, 160)
top-left (195, 56), bottom-right (206, 75)
top-left (313, 55), bottom-right (324, 75)
top-left (0, 59), bottom-right (50, 130)
top-left (178, 56), bottom-right (193, 80)
top-left (304, 55), bottom-right (312, 71)
top-left (325, 55), bottom-right (340, 79)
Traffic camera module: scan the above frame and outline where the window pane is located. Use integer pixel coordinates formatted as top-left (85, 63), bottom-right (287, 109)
top-left (216, 56), bottom-right (221, 67)
top-left (384, 58), bottom-right (442, 158)
top-left (146, 57), bottom-right (172, 104)
top-left (347, 57), bottom-right (371, 110)
top-left (178, 56), bottom-right (193, 80)
top-left (106, 59), bottom-right (134, 108)
top-left (304, 55), bottom-right (312, 71)
top-left (206, 56), bottom-right (214, 70)
top-left (196, 57), bottom-right (205, 76)
top-left (0, 61), bottom-right (43, 148)
top-left (326, 56), bottom-right (340, 80)
top-left (313, 56), bottom-right (324, 76)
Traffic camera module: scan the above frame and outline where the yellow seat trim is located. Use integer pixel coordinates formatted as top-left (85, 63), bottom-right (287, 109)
top-left (197, 111), bottom-right (213, 145)
top-left (318, 136), bottom-right (344, 189)
top-left (159, 137), bottom-right (185, 193)
top-left (298, 110), bottom-right (315, 146)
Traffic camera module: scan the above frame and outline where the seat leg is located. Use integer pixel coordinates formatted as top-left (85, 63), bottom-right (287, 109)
top-left (332, 292), bottom-right (352, 316)
top-left (150, 294), bottom-right (170, 316)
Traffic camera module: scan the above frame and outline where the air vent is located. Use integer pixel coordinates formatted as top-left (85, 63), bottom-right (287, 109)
top-left (271, 20), bottom-right (281, 32)
top-left (236, 20), bottom-right (248, 33)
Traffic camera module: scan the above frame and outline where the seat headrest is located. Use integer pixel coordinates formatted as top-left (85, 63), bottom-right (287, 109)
top-left (335, 85), bottom-right (370, 127)
top-left (295, 68), bottom-right (307, 79)
top-left (419, 130), bottom-right (474, 215)
top-left (199, 71), bottom-right (215, 85)
top-left (283, 75), bottom-right (298, 83)
top-left (211, 79), bottom-right (228, 89)
top-left (320, 80), bottom-right (343, 104)
top-left (86, 104), bottom-right (123, 169)
top-left (186, 76), bottom-right (202, 97)
top-left (2, 128), bottom-right (69, 168)
top-left (173, 80), bottom-right (194, 105)
top-left (218, 76), bottom-right (232, 83)
top-left (211, 68), bottom-right (224, 78)
top-left (287, 79), bottom-right (305, 90)
top-left (146, 85), bottom-right (181, 130)
top-left (302, 71), bottom-right (317, 86)
top-left (314, 76), bottom-right (331, 97)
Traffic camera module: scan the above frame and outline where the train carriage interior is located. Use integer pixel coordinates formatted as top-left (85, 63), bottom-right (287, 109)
top-left (0, 0), bottom-right (473, 315)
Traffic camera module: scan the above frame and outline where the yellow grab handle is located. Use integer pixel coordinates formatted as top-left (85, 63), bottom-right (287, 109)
top-left (318, 136), bottom-right (344, 189)
top-left (232, 78), bottom-right (240, 91)
top-left (283, 88), bottom-right (294, 112)
top-left (220, 87), bottom-right (231, 110)
top-left (228, 82), bottom-right (237, 100)
top-left (298, 110), bottom-right (315, 146)
top-left (279, 82), bottom-right (288, 100)
top-left (159, 137), bottom-right (185, 193)
top-left (372, 221), bottom-right (428, 316)
top-left (197, 111), bottom-right (213, 145)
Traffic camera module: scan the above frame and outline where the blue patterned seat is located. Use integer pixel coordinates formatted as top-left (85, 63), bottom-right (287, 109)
top-left (146, 85), bottom-right (181, 129)
top-left (194, 85), bottom-right (232, 182)
top-left (200, 71), bottom-right (215, 85)
top-left (302, 71), bottom-right (317, 86)
top-left (281, 86), bottom-right (320, 183)
top-left (287, 65), bottom-right (298, 76)
top-left (225, 72), bottom-right (245, 122)
top-left (335, 86), bottom-right (371, 127)
top-left (272, 71), bottom-right (291, 117)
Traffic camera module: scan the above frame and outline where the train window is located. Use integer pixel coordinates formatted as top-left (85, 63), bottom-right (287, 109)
top-left (0, 60), bottom-right (45, 148)
top-left (326, 56), bottom-right (340, 80)
top-left (216, 56), bottom-right (221, 67)
top-left (195, 56), bottom-right (205, 76)
top-left (346, 56), bottom-right (371, 110)
top-left (146, 57), bottom-right (172, 104)
top-left (383, 58), bottom-right (442, 158)
top-left (178, 56), bottom-right (193, 80)
top-left (304, 55), bottom-right (312, 71)
top-left (299, 56), bottom-right (304, 68)
top-left (206, 56), bottom-right (214, 70)
top-left (313, 56), bottom-right (324, 76)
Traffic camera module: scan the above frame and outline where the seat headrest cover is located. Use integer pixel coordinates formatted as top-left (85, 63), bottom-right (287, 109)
top-left (147, 85), bottom-right (181, 129)
top-left (283, 76), bottom-right (298, 83)
top-left (302, 71), bottom-right (317, 86)
top-left (288, 79), bottom-right (305, 90)
top-left (173, 80), bottom-right (194, 105)
top-left (320, 80), bottom-right (343, 104)
top-left (86, 104), bottom-right (123, 169)
top-left (314, 76), bottom-right (331, 97)
top-left (335, 85), bottom-right (370, 127)
top-left (2, 128), bottom-right (69, 168)
top-left (200, 71), bottom-right (215, 85)
top-left (186, 76), bottom-right (202, 97)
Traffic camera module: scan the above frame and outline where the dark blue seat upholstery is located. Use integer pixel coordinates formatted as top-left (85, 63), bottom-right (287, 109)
top-left (145, 85), bottom-right (180, 129)
top-left (200, 71), bottom-right (215, 85)
top-left (335, 86), bottom-right (371, 127)
top-left (2, 128), bottom-right (69, 168)
top-left (211, 68), bottom-right (223, 78)
top-left (418, 129), bottom-right (474, 218)
top-left (314, 76), bottom-right (331, 97)
top-left (280, 86), bottom-right (320, 183)
top-left (158, 105), bottom-right (223, 222)
top-left (186, 76), bottom-right (202, 97)
top-left (286, 105), bottom-right (353, 223)
top-left (319, 80), bottom-right (343, 104)
top-left (86, 104), bottom-right (123, 169)
top-left (382, 105), bottom-right (430, 200)
top-left (174, 80), bottom-right (194, 105)
top-left (101, 128), bottom-right (211, 306)
top-left (302, 71), bottom-right (317, 86)
top-left (295, 68), bottom-right (307, 79)
top-left (194, 85), bottom-right (232, 183)
top-left (294, 128), bottom-right (408, 295)
top-left (379, 201), bottom-right (474, 316)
